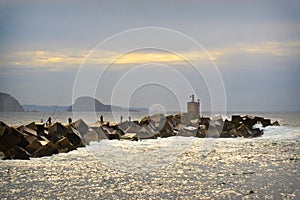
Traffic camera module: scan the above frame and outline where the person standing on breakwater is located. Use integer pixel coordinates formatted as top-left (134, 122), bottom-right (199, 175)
top-left (46, 117), bottom-right (52, 125)
top-left (120, 115), bottom-right (123, 123)
top-left (68, 117), bottom-right (72, 124)
top-left (100, 115), bottom-right (104, 123)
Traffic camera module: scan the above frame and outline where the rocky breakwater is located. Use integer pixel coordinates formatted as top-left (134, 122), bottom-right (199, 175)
top-left (0, 114), bottom-right (279, 160)
top-left (0, 119), bottom-right (107, 160)
top-left (104, 114), bottom-right (280, 140)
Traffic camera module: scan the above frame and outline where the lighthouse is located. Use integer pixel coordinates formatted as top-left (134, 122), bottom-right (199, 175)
top-left (187, 94), bottom-right (200, 119)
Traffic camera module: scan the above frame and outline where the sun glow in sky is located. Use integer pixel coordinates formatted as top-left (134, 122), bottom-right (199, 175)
top-left (2, 39), bottom-right (298, 69)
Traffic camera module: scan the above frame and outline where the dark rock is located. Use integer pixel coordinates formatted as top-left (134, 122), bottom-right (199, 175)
top-left (47, 122), bottom-right (67, 142)
top-left (0, 127), bottom-right (22, 149)
top-left (173, 113), bottom-right (182, 126)
top-left (237, 125), bottom-right (253, 137)
top-left (228, 128), bottom-right (238, 138)
top-left (220, 131), bottom-right (231, 138)
top-left (166, 115), bottom-right (178, 127)
top-left (33, 141), bottom-right (58, 157)
top-left (243, 115), bottom-right (257, 128)
top-left (35, 123), bottom-right (45, 135)
top-left (108, 130), bottom-right (120, 140)
top-left (200, 117), bottom-right (210, 129)
top-left (90, 127), bottom-right (108, 140)
top-left (254, 116), bottom-right (264, 122)
top-left (0, 141), bottom-right (8, 152)
top-left (0, 123), bottom-right (9, 138)
top-left (25, 139), bottom-right (45, 154)
top-left (4, 146), bottom-right (30, 160)
top-left (251, 128), bottom-right (263, 137)
top-left (17, 132), bottom-right (33, 148)
top-left (261, 119), bottom-right (271, 127)
top-left (66, 126), bottom-right (84, 147)
top-left (222, 119), bottom-right (234, 131)
top-left (196, 125), bottom-right (206, 138)
top-left (109, 123), bottom-right (125, 135)
top-left (136, 126), bottom-right (157, 139)
top-left (18, 126), bottom-right (38, 137)
top-left (231, 115), bottom-right (243, 127)
top-left (25, 122), bottom-right (37, 132)
top-left (159, 121), bottom-right (175, 138)
top-left (72, 119), bottom-right (106, 144)
top-left (272, 121), bottom-right (280, 126)
top-left (55, 137), bottom-right (75, 152)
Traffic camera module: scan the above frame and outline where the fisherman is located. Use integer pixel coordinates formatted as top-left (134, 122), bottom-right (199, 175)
top-left (68, 117), bottom-right (72, 124)
top-left (120, 115), bottom-right (123, 123)
top-left (100, 115), bottom-right (104, 123)
top-left (46, 117), bottom-right (52, 125)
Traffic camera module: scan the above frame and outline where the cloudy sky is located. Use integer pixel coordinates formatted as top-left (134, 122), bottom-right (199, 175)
top-left (0, 0), bottom-right (299, 112)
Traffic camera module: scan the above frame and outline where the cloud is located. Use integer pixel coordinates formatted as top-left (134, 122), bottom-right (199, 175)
top-left (0, 49), bottom-right (223, 71)
top-left (237, 41), bottom-right (300, 56)
top-left (0, 40), bottom-right (299, 71)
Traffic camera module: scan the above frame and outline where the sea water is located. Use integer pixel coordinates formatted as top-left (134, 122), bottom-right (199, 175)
top-left (0, 111), bottom-right (299, 127)
top-left (0, 111), bottom-right (299, 198)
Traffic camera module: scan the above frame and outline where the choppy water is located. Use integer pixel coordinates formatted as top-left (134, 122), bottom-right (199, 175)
top-left (1, 111), bottom-right (300, 127)
top-left (0, 111), bottom-right (299, 199)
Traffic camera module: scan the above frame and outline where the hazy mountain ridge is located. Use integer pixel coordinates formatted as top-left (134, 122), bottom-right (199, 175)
top-left (1, 93), bottom-right (148, 112)
top-left (0, 92), bottom-right (24, 112)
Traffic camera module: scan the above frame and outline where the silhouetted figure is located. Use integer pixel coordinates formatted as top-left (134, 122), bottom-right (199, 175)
top-left (128, 116), bottom-right (131, 122)
top-left (190, 94), bottom-right (195, 102)
top-left (100, 115), bottom-right (104, 123)
top-left (40, 119), bottom-right (43, 123)
top-left (120, 115), bottom-right (123, 123)
top-left (68, 117), bottom-right (72, 124)
top-left (46, 117), bottom-right (52, 125)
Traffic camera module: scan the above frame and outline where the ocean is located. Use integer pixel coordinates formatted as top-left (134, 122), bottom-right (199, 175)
top-left (1, 111), bottom-right (300, 127)
top-left (0, 111), bottom-right (299, 199)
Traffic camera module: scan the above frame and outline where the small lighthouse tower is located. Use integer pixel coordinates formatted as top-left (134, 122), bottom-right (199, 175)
top-left (187, 94), bottom-right (200, 119)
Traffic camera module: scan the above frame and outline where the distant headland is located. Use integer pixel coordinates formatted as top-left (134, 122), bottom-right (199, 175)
top-left (0, 92), bottom-right (24, 112)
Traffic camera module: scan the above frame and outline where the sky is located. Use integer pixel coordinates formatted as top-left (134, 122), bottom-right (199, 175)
top-left (0, 0), bottom-right (299, 112)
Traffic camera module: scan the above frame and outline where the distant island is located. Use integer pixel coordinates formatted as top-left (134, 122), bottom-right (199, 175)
top-left (67, 96), bottom-right (148, 112)
top-left (0, 92), bottom-right (24, 112)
